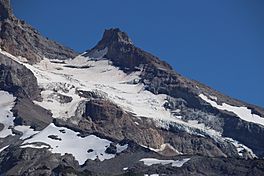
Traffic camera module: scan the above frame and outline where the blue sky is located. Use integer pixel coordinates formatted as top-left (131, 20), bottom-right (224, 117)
top-left (12, 0), bottom-right (264, 107)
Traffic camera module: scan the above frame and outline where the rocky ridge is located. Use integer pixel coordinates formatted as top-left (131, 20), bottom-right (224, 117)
top-left (0, 0), bottom-right (77, 63)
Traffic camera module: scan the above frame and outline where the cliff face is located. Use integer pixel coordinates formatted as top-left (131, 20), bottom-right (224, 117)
top-left (0, 53), bottom-right (40, 99)
top-left (0, 0), bottom-right (77, 63)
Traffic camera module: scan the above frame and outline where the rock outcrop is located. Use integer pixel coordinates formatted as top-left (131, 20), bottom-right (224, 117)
top-left (0, 0), bottom-right (77, 63)
top-left (0, 53), bottom-right (40, 99)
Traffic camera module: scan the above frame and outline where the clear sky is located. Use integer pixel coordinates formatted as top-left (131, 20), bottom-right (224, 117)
top-left (11, 0), bottom-right (264, 107)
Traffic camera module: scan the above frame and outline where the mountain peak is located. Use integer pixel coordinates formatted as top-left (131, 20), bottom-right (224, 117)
top-left (97, 28), bottom-right (133, 47)
top-left (84, 28), bottom-right (173, 72)
top-left (0, 0), bottom-right (12, 20)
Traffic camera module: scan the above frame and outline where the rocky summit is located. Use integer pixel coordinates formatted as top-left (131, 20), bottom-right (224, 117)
top-left (0, 1), bottom-right (264, 176)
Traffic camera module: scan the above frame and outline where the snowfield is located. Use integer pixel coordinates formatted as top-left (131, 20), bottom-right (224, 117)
top-left (14, 125), bottom-right (39, 140)
top-left (139, 158), bottom-right (190, 167)
top-left (199, 94), bottom-right (264, 126)
top-left (22, 123), bottom-right (128, 165)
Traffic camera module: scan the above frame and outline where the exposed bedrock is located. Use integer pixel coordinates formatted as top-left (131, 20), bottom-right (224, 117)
top-left (0, 0), bottom-right (77, 63)
top-left (0, 54), bottom-right (52, 130)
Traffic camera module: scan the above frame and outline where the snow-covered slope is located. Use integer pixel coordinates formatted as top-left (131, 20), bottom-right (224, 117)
top-left (20, 56), bottom-right (215, 135)
top-left (199, 94), bottom-right (264, 126)
top-left (0, 91), bottom-right (16, 138)
top-left (22, 123), bottom-right (127, 165)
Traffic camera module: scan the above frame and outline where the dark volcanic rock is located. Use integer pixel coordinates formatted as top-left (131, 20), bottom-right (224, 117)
top-left (85, 28), bottom-right (172, 72)
top-left (0, 147), bottom-right (79, 176)
top-left (48, 135), bottom-right (62, 141)
top-left (105, 143), bottom-right (117, 154)
top-left (85, 99), bottom-right (124, 121)
top-left (0, 53), bottom-right (40, 99)
top-left (222, 115), bottom-right (264, 157)
top-left (0, 53), bottom-right (52, 130)
top-left (12, 96), bottom-right (53, 130)
top-left (0, 0), bottom-right (77, 63)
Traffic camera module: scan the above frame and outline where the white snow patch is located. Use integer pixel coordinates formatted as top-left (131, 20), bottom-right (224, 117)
top-left (140, 158), bottom-right (190, 167)
top-left (199, 94), bottom-right (264, 126)
top-left (134, 121), bottom-right (139, 125)
top-left (116, 144), bottom-right (128, 153)
top-left (14, 126), bottom-right (39, 140)
top-left (209, 95), bottom-right (218, 101)
top-left (22, 123), bottom-right (127, 165)
top-left (0, 91), bottom-right (16, 138)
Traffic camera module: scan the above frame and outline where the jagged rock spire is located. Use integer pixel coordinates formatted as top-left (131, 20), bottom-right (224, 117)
top-left (86, 28), bottom-right (172, 72)
top-left (94, 28), bottom-right (133, 50)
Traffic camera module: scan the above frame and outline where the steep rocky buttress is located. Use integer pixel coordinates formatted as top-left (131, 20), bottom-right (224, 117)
top-left (0, 0), bottom-right (77, 63)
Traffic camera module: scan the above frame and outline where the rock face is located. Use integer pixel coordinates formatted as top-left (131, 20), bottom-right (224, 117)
top-left (0, 147), bottom-right (79, 176)
top-left (85, 28), bottom-right (172, 72)
top-left (0, 0), bottom-right (77, 63)
top-left (0, 53), bottom-right (40, 99)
